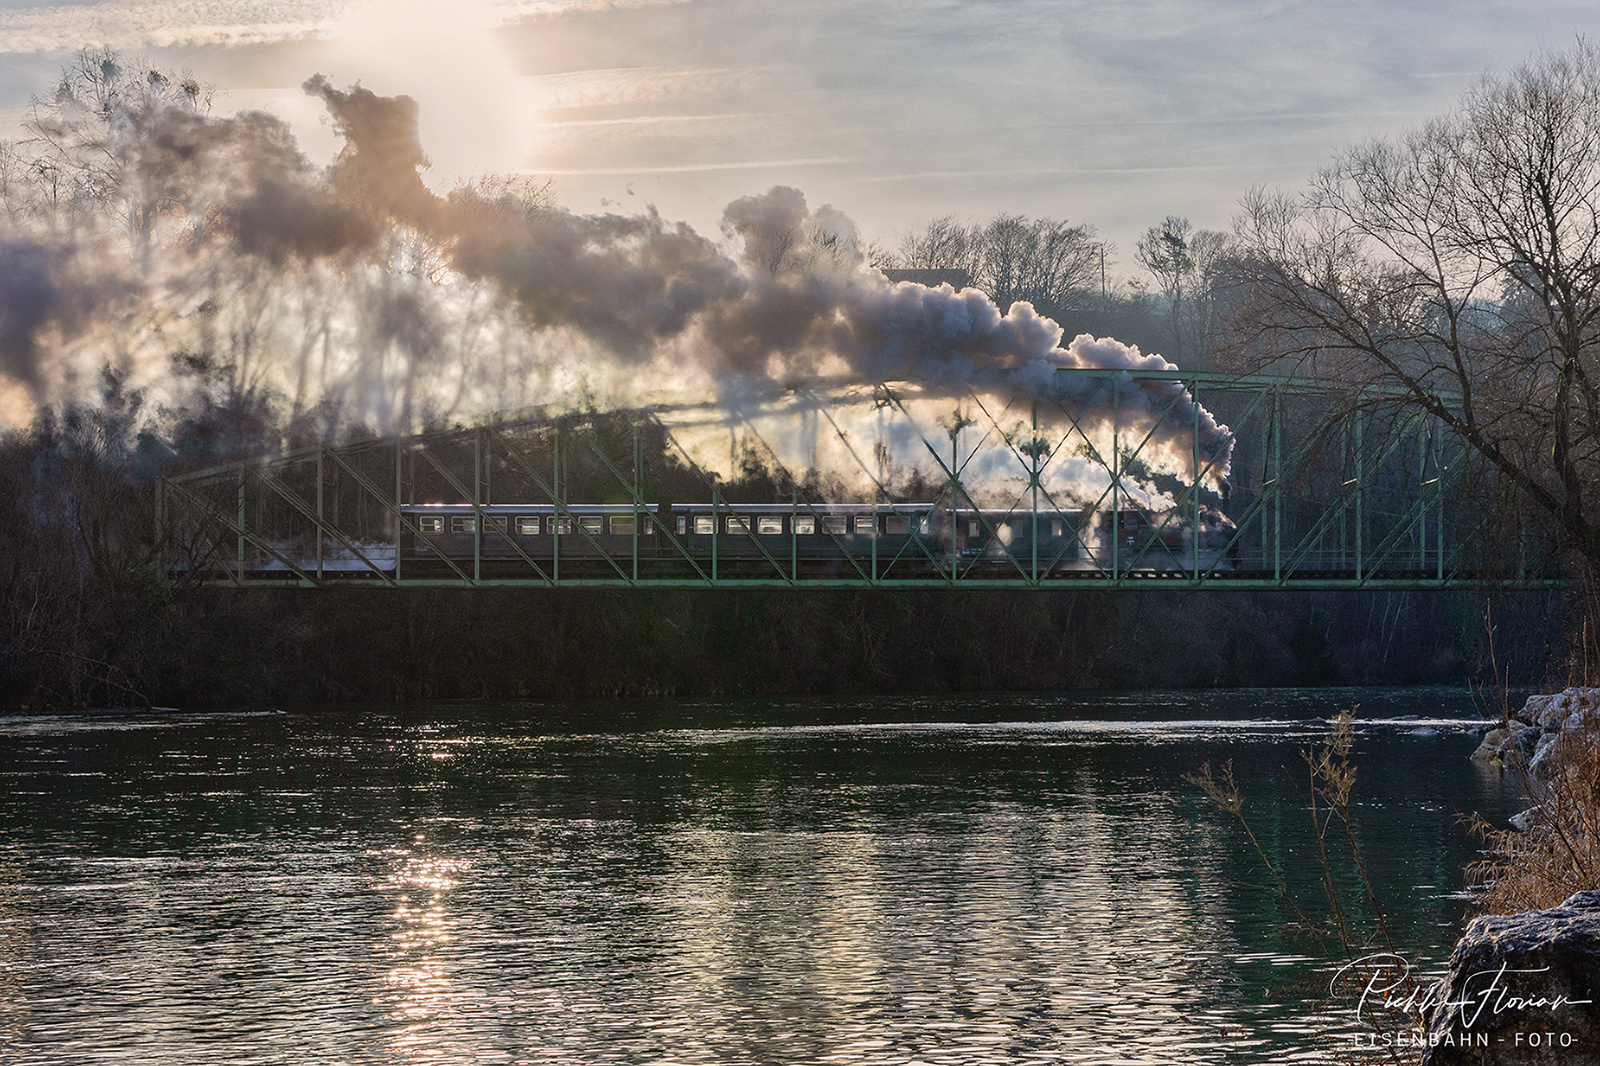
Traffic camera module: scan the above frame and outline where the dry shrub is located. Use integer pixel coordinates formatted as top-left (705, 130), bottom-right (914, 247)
top-left (1468, 712), bottom-right (1600, 912)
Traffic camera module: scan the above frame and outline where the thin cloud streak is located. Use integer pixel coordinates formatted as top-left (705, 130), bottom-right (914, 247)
top-left (0, 0), bottom-right (681, 54)
top-left (1008, 111), bottom-right (1442, 130)
top-left (852, 164), bottom-right (1319, 183)
top-left (533, 114), bottom-right (763, 128)
top-left (0, 1), bottom-right (349, 52)
top-left (540, 157), bottom-right (858, 175)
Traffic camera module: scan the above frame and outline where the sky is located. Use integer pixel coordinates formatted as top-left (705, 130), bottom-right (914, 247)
top-left (0, 0), bottom-right (1594, 274)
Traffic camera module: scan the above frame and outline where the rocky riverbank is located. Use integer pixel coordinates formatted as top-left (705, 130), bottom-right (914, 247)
top-left (1434, 690), bottom-right (1600, 1062)
top-left (1470, 688), bottom-right (1600, 781)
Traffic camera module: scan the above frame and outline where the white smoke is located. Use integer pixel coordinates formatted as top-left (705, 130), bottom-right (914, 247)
top-left (0, 69), bottom-right (1231, 501)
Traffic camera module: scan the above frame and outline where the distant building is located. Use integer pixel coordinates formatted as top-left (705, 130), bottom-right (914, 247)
top-left (882, 268), bottom-right (974, 290)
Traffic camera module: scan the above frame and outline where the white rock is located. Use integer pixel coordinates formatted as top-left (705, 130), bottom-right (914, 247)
top-left (1525, 693), bottom-right (1560, 727)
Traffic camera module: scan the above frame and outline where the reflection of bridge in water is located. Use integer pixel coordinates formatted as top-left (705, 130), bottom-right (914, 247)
top-left (160, 370), bottom-right (1564, 590)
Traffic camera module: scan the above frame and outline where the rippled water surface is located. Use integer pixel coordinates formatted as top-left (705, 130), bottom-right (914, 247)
top-left (0, 689), bottom-right (1522, 1064)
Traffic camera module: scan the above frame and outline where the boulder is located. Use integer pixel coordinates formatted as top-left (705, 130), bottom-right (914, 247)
top-left (1472, 729), bottom-right (1510, 762)
top-left (1531, 732), bottom-right (1563, 780)
top-left (1501, 689), bottom-right (1600, 731)
top-left (1507, 806), bottom-right (1542, 831)
top-left (1525, 693), bottom-right (1561, 728)
top-left (1502, 725), bottom-right (1543, 764)
top-left (1535, 689), bottom-right (1600, 731)
top-left (1421, 889), bottom-right (1600, 1064)
top-left (1469, 690), bottom-right (1599, 772)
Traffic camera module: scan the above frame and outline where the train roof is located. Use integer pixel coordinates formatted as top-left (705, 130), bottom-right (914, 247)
top-left (397, 502), bottom-right (1095, 516)
top-left (401, 503), bottom-right (660, 512)
top-left (673, 502), bottom-right (937, 513)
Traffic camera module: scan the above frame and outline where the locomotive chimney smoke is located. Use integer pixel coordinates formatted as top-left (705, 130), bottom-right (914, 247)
top-left (0, 67), bottom-right (1231, 489)
top-left (704, 188), bottom-right (1232, 484)
top-left (294, 79), bottom-right (1233, 483)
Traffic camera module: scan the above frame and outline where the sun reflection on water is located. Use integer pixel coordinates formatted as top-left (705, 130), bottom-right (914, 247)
top-left (0, 695), bottom-right (1517, 1064)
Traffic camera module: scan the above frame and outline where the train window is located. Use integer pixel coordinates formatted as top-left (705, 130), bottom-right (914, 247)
top-left (823, 515), bottom-right (848, 535)
top-left (726, 515), bottom-right (751, 535)
top-left (694, 515), bottom-right (714, 535)
top-left (883, 516), bottom-right (906, 534)
top-left (968, 519), bottom-right (980, 536)
top-left (794, 515), bottom-right (816, 535)
top-left (852, 515), bottom-right (875, 536)
top-left (580, 516), bottom-right (604, 535)
top-left (451, 515), bottom-right (476, 534)
top-left (757, 515), bottom-right (783, 535)
top-left (516, 516), bottom-right (541, 535)
top-left (553, 516), bottom-right (573, 535)
top-left (485, 515), bottom-right (508, 535)
top-left (418, 516), bottom-right (444, 534)
top-left (607, 516), bottom-right (652, 535)
top-left (1051, 518), bottom-right (1064, 538)
top-left (676, 515), bottom-right (687, 535)
top-left (919, 517), bottom-right (933, 535)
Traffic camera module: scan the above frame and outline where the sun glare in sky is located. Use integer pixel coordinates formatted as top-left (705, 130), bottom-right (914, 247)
top-left (321, 0), bottom-right (533, 190)
top-left (0, 0), bottom-right (1586, 259)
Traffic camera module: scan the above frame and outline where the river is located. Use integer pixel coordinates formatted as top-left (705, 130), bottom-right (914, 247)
top-left (0, 688), bottom-right (1522, 1064)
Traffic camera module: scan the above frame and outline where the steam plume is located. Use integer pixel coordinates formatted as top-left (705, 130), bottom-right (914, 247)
top-left (0, 66), bottom-right (1231, 490)
top-left (301, 76), bottom-right (1231, 479)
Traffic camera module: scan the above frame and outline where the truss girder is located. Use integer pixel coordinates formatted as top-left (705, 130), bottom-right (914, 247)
top-left (158, 371), bottom-right (1561, 591)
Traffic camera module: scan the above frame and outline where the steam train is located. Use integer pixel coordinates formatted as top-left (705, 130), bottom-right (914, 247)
top-left (386, 500), bottom-right (1238, 577)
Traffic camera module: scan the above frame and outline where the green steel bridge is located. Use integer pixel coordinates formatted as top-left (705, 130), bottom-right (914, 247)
top-left (158, 369), bottom-right (1565, 591)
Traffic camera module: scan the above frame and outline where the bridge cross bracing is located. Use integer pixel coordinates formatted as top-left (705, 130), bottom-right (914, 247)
top-left (158, 370), bottom-right (1564, 591)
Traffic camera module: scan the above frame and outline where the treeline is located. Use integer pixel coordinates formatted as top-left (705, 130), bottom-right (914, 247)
top-left (879, 213), bottom-right (1236, 371)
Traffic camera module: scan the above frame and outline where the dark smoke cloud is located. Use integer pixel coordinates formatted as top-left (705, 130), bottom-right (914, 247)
top-left (220, 178), bottom-right (380, 265)
top-left (198, 106), bottom-right (384, 265)
top-left (0, 239), bottom-right (134, 393)
top-left (300, 75), bottom-right (750, 362)
top-left (302, 75), bottom-right (441, 228)
top-left (450, 204), bottom-right (747, 362)
top-left (289, 76), bottom-right (1094, 388)
top-left (92, 99), bottom-right (376, 268)
top-left (0, 102), bottom-right (318, 394)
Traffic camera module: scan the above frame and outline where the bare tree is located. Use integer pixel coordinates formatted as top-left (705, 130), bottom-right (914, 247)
top-left (1137, 216), bottom-right (1234, 362)
top-left (1231, 40), bottom-right (1600, 566)
top-left (894, 213), bottom-right (1102, 317)
top-left (23, 47), bottom-right (212, 260)
top-left (1137, 216), bottom-right (1195, 309)
top-left (895, 214), bottom-right (980, 276)
top-left (980, 215), bottom-right (1101, 313)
